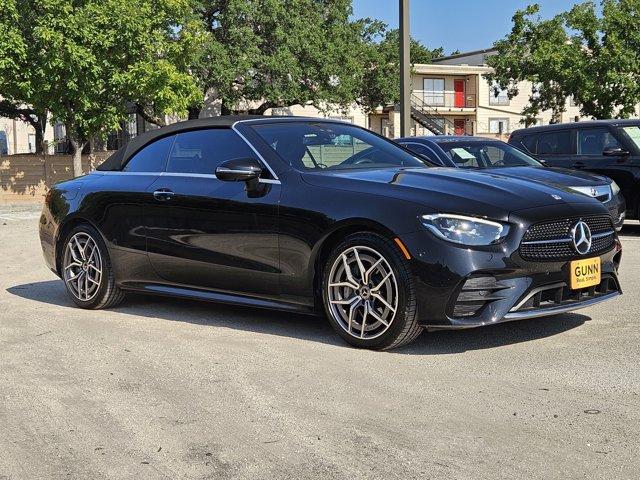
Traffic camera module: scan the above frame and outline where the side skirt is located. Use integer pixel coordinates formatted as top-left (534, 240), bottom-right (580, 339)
top-left (120, 282), bottom-right (317, 315)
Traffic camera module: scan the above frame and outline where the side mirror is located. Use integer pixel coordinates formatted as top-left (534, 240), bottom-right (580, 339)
top-left (603, 147), bottom-right (630, 157)
top-left (216, 158), bottom-right (262, 182)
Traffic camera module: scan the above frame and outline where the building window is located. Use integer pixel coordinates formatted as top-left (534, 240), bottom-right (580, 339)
top-left (28, 134), bottom-right (36, 153)
top-left (424, 78), bottom-right (445, 106)
top-left (0, 131), bottom-right (8, 155)
top-left (489, 118), bottom-right (510, 134)
top-left (53, 122), bottom-right (68, 154)
top-left (489, 82), bottom-right (510, 106)
top-left (531, 82), bottom-right (542, 100)
top-left (123, 113), bottom-right (138, 141)
top-left (327, 116), bottom-right (354, 123)
top-left (53, 122), bottom-right (66, 141)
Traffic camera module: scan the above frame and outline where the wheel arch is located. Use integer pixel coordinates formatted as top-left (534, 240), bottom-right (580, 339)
top-left (310, 219), bottom-right (400, 308)
top-left (54, 215), bottom-right (104, 277)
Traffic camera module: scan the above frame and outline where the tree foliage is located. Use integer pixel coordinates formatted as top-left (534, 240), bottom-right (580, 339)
top-left (187, 0), bottom-right (368, 116)
top-left (0, 0), bottom-right (199, 174)
top-left (0, 0), bottom-right (446, 169)
top-left (0, 0), bottom-right (48, 151)
top-left (358, 25), bottom-right (444, 111)
top-left (487, 1), bottom-right (640, 123)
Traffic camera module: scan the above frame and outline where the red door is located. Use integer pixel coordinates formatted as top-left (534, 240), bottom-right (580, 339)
top-left (454, 79), bottom-right (465, 107)
top-left (454, 119), bottom-right (466, 135)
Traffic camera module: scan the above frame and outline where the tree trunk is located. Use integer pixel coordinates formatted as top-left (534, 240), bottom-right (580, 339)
top-left (26, 114), bottom-right (47, 154)
top-left (68, 135), bottom-right (86, 178)
top-left (188, 105), bottom-right (201, 120)
top-left (34, 125), bottom-right (44, 155)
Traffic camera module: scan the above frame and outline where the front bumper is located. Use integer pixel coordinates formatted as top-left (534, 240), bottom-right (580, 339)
top-left (399, 205), bottom-right (623, 329)
top-left (605, 193), bottom-right (626, 231)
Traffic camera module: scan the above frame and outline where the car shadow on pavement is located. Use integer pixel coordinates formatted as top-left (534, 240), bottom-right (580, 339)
top-left (618, 222), bottom-right (640, 237)
top-left (7, 280), bottom-right (590, 354)
top-left (397, 313), bottom-right (589, 355)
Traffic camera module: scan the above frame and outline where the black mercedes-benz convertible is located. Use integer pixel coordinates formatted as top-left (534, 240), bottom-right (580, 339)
top-left (39, 117), bottom-right (622, 349)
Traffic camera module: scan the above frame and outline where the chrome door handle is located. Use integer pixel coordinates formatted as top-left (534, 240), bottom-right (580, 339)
top-left (153, 189), bottom-right (174, 201)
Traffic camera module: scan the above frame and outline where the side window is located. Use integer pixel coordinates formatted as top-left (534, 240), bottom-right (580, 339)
top-left (124, 135), bottom-right (174, 172)
top-left (166, 129), bottom-right (257, 175)
top-left (521, 135), bottom-right (538, 154)
top-left (400, 143), bottom-right (442, 165)
top-left (577, 128), bottom-right (620, 155)
top-left (537, 130), bottom-right (572, 155)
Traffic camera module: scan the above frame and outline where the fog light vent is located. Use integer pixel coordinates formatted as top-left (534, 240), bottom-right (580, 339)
top-left (452, 276), bottom-right (510, 318)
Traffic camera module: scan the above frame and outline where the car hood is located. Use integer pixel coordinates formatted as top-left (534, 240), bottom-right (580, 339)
top-left (481, 166), bottom-right (610, 187)
top-left (302, 167), bottom-right (600, 221)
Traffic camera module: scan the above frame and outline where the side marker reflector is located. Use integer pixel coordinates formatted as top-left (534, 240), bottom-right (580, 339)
top-left (394, 238), bottom-right (411, 260)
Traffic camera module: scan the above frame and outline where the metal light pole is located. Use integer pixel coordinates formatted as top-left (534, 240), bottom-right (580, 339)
top-left (399, 0), bottom-right (411, 137)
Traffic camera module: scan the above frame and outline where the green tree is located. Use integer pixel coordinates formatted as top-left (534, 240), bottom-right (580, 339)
top-left (487, 1), bottom-right (640, 124)
top-left (358, 25), bottom-right (444, 111)
top-left (186, 0), bottom-right (367, 117)
top-left (0, 0), bottom-right (48, 152)
top-left (0, 0), bottom-right (200, 175)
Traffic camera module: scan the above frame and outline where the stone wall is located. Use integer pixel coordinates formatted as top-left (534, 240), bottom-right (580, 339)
top-left (0, 152), bottom-right (112, 204)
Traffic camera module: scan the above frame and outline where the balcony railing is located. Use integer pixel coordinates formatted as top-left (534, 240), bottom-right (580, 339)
top-left (413, 90), bottom-right (477, 109)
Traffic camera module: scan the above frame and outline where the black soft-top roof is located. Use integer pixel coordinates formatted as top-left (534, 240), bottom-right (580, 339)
top-left (98, 115), bottom-right (337, 171)
top-left (97, 115), bottom-right (264, 171)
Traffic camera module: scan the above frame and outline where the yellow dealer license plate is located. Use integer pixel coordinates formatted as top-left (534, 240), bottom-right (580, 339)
top-left (570, 257), bottom-right (601, 290)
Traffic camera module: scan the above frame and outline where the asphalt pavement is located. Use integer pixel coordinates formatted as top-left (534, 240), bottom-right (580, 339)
top-left (0, 204), bottom-right (638, 479)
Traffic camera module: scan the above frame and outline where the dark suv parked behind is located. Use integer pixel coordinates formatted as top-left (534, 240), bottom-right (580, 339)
top-left (509, 120), bottom-right (640, 222)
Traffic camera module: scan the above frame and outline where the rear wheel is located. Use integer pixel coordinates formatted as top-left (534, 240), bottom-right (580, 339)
top-left (322, 233), bottom-right (422, 350)
top-left (61, 224), bottom-right (124, 309)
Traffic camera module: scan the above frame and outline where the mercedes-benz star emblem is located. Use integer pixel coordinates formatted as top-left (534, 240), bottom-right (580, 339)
top-left (571, 221), bottom-right (592, 255)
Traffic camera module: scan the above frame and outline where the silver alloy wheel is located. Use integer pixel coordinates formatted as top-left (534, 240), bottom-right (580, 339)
top-left (327, 245), bottom-right (399, 340)
top-left (63, 232), bottom-right (103, 301)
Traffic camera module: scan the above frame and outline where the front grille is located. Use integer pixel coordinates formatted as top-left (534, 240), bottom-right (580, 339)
top-left (522, 215), bottom-right (612, 242)
top-left (451, 276), bottom-right (511, 317)
top-left (520, 215), bottom-right (615, 261)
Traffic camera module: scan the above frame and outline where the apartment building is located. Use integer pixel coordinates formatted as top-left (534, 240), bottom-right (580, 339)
top-left (369, 48), bottom-right (587, 139)
top-left (0, 116), bottom-right (55, 155)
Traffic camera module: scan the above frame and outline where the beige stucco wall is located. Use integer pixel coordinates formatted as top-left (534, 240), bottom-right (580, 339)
top-left (475, 76), bottom-right (583, 134)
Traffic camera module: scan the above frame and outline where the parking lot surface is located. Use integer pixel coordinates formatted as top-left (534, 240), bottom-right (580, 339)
top-left (1, 204), bottom-right (639, 480)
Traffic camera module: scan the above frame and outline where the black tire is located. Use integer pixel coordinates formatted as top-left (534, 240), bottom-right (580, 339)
top-left (60, 224), bottom-right (125, 309)
top-left (321, 232), bottom-right (422, 350)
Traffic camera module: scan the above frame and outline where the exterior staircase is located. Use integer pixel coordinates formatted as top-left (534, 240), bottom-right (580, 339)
top-left (409, 93), bottom-right (459, 136)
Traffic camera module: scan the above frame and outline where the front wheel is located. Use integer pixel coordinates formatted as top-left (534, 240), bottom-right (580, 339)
top-left (322, 233), bottom-right (422, 350)
top-left (61, 224), bottom-right (125, 309)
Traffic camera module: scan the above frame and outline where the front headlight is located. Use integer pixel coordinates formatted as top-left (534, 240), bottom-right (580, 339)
top-left (611, 180), bottom-right (620, 196)
top-left (420, 214), bottom-right (510, 246)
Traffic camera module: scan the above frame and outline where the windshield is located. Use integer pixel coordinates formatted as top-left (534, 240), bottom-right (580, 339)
top-left (250, 122), bottom-right (431, 171)
top-left (435, 141), bottom-right (542, 169)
